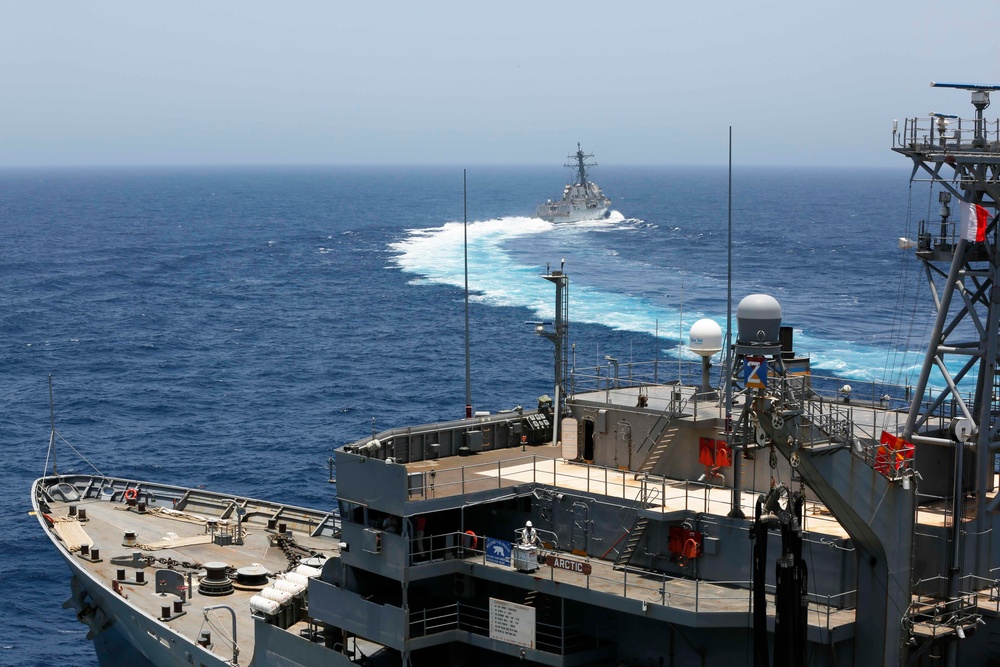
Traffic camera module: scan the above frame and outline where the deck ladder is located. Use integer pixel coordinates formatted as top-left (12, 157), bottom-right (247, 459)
top-left (613, 517), bottom-right (649, 570)
top-left (636, 421), bottom-right (680, 477)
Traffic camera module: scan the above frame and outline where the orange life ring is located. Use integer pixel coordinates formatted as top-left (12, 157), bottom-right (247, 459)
top-left (462, 530), bottom-right (478, 550)
top-left (123, 488), bottom-right (138, 501)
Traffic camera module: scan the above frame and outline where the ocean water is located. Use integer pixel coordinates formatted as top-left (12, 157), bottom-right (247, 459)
top-left (1, 163), bottom-right (927, 666)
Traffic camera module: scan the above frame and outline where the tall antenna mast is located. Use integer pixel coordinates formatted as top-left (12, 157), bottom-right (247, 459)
top-left (725, 127), bottom-right (743, 519)
top-left (565, 143), bottom-right (597, 189)
top-left (534, 263), bottom-right (570, 447)
top-left (48, 374), bottom-right (58, 476)
top-left (464, 169), bottom-right (472, 419)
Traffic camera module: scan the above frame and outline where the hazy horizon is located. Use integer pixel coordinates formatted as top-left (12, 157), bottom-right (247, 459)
top-left (3, 1), bottom-right (998, 169)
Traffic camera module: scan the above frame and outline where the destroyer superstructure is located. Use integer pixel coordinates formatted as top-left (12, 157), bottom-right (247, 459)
top-left (535, 144), bottom-right (612, 222)
top-left (30, 84), bottom-right (1000, 666)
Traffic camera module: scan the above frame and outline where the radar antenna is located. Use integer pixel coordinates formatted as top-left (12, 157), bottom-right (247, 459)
top-left (931, 82), bottom-right (1000, 146)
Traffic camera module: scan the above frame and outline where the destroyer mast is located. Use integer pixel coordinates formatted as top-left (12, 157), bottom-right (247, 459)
top-left (566, 142), bottom-right (596, 190)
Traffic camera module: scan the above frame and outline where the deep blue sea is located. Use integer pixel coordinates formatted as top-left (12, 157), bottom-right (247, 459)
top-left (1, 164), bottom-right (929, 666)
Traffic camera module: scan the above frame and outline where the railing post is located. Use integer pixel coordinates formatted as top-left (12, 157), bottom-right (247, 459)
top-left (533, 455), bottom-right (537, 483)
top-left (462, 466), bottom-right (465, 495)
top-left (561, 607), bottom-right (566, 655)
top-left (497, 460), bottom-right (501, 489)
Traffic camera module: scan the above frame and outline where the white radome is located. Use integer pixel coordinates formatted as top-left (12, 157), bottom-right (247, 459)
top-left (689, 319), bottom-right (723, 357)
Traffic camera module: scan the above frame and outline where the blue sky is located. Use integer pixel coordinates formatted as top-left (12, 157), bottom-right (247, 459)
top-left (2, 1), bottom-right (997, 167)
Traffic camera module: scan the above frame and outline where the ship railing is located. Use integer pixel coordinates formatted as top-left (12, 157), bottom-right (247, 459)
top-left (605, 565), bottom-right (857, 623)
top-left (607, 567), bottom-right (856, 629)
top-left (758, 581), bottom-right (857, 622)
top-left (912, 489), bottom-right (952, 534)
top-left (408, 535), bottom-right (856, 630)
top-left (407, 602), bottom-right (466, 637)
top-left (406, 452), bottom-right (843, 536)
top-left (906, 576), bottom-right (982, 638)
top-left (407, 529), bottom-right (565, 566)
top-left (409, 452), bottom-right (725, 509)
top-left (961, 573), bottom-right (1000, 615)
top-left (614, 567), bottom-right (750, 613)
top-left (916, 217), bottom-right (965, 253)
top-left (765, 373), bottom-right (971, 482)
top-left (407, 529), bottom-right (485, 564)
top-left (570, 360), bottom-right (708, 395)
top-left (895, 115), bottom-right (1000, 154)
top-left (793, 372), bottom-right (972, 425)
top-left (573, 356), bottom-right (970, 426)
top-left (801, 588), bottom-right (857, 629)
top-left (636, 474), bottom-right (855, 537)
top-left (573, 360), bottom-right (926, 410)
top-left (407, 601), bottom-right (611, 654)
top-left (412, 454), bottom-right (657, 501)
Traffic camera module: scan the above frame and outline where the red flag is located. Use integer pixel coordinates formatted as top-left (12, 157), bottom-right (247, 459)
top-left (960, 200), bottom-right (989, 243)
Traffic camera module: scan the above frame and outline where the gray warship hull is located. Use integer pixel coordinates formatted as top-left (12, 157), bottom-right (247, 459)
top-left (536, 143), bottom-right (612, 222)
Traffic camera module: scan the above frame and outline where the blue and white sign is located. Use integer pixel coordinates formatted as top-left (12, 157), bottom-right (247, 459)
top-left (744, 356), bottom-right (767, 389)
top-left (485, 537), bottom-right (512, 566)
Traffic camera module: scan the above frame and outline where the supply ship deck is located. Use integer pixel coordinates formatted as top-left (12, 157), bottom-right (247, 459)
top-left (33, 371), bottom-right (1000, 666)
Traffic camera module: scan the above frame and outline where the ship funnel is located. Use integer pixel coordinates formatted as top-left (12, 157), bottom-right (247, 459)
top-left (736, 294), bottom-right (783, 356)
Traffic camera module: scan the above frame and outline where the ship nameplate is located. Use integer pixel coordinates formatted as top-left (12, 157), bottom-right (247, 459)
top-left (544, 554), bottom-right (592, 575)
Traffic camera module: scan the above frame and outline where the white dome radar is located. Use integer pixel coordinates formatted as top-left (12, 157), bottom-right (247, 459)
top-left (689, 319), bottom-right (723, 358)
top-left (735, 294), bottom-right (784, 356)
top-left (736, 294), bottom-right (783, 344)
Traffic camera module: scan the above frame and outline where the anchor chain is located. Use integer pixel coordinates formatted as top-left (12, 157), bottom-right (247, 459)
top-left (109, 552), bottom-right (204, 572)
top-left (272, 533), bottom-right (323, 573)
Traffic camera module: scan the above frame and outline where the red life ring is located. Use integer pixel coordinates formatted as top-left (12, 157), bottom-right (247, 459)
top-left (462, 530), bottom-right (478, 550)
top-left (123, 488), bottom-right (139, 501)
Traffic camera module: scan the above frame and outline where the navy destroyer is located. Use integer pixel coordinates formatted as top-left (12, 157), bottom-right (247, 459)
top-left (535, 143), bottom-right (612, 222)
top-left (30, 84), bottom-right (1000, 666)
